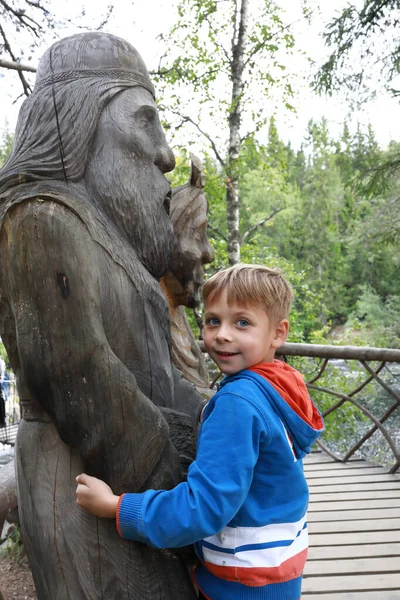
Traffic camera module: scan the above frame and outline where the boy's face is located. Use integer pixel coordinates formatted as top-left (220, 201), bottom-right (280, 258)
top-left (203, 289), bottom-right (288, 375)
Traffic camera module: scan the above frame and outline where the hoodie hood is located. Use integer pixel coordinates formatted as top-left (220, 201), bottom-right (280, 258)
top-left (220, 360), bottom-right (324, 459)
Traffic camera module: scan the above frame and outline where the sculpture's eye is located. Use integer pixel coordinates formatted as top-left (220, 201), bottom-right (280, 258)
top-left (134, 106), bottom-right (157, 130)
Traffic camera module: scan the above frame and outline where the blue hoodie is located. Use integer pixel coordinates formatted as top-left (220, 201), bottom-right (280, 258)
top-left (117, 362), bottom-right (324, 600)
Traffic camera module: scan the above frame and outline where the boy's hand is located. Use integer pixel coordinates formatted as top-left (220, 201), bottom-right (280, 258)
top-left (76, 473), bottom-right (120, 518)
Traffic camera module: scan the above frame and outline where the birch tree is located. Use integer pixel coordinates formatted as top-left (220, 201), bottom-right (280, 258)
top-left (154, 0), bottom-right (301, 265)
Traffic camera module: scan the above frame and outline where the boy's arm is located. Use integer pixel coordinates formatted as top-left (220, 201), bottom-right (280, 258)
top-left (77, 392), bottom-right (268, 548)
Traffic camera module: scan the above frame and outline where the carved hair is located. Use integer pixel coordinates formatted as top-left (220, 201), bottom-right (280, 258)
top-left (203, 263), bottom-right (294, 322)
top-left (0, 82), bottom-right (128, 194)
top-left (0, 33), bottom-right (155, 195)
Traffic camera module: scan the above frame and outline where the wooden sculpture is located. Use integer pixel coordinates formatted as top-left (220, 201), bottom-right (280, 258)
top-left (0, 32), bottom-right (206, 599)
top-left (161, 156), bottom-right (214, 395)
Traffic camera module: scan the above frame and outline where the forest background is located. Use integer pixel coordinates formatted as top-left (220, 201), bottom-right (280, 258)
top-left (1, 0), bottom-right (400, 357)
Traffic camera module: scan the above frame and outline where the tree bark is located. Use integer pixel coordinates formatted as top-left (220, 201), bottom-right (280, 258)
top-left (227, 0), bottom-right (249, 265)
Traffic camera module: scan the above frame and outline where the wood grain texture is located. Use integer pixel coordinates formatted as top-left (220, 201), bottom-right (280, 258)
top-left (0, 32), bottom-right (205, 599)
top-left (303, 573), bottom-right (400, 593)
top-left (160, 156), bottom-right (214, 394)
top-left (308, 542), bottom-right (400, 560)
top-left (304, 452), bottom-right (400, 598)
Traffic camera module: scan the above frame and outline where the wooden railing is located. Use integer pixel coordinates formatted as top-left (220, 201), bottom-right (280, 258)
top-left (200, 342), bottom-right (400, 473)
top-left (3, 342), bottom-right (400, 471)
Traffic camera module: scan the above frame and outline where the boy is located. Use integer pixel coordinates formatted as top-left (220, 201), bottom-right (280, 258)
top-left (76, 264), bottom-right (324, 600)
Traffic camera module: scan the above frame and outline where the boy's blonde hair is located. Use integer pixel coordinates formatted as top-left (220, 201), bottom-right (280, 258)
top-left (203, 264), bottom-right (294, 323)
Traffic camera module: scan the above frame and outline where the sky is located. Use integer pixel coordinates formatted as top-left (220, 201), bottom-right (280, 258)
top-left (0, 0), bottom-right (399, 152)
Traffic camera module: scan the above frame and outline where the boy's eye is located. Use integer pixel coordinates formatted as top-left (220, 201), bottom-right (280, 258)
top-left (206, 317), bottom-right (220, 326)
top-left (237, 319), bottom-right (249, 327)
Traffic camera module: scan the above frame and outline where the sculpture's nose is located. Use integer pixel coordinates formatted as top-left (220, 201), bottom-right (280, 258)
top-left (203, 240), bottom-right (215, 265)
top-left (154, 144), bottom-right (175, 174)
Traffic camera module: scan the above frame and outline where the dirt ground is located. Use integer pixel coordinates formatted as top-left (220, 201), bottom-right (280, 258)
top-left (0, 555), bottom-right (37, 600)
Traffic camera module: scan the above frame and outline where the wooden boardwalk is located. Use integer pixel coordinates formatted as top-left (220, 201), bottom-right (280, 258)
top-left (303, 450), bottom-right (400, 599)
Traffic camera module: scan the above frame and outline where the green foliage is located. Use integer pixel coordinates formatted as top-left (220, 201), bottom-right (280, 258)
top-left (345, 287), bottom-right (400, 347)
top-left (0, 525), bottom-right (25, 565)
top-left (156, 0), bottom-right (297, 113)
top-left (154, 0), bottom-right (302, 264)
top-left (174, 115), bottom-right (400, 348)
top-left (315, 0), bottom-right (400, 100)
top-left (0, 128), bottom-right (13, 167)
top-left (314, 3), bottom-right (400, 226)
top-left (0, 341), bottom-right (8, 364)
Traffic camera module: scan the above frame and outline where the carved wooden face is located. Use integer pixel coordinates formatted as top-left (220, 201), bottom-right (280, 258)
top-left (168, 190), bottom-right (215, 308)
top-left (84, 87), bottom-right (176, 279)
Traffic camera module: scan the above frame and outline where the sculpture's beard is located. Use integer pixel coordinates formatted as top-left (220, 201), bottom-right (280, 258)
top-left (84, 147), bottom-right (174, 280)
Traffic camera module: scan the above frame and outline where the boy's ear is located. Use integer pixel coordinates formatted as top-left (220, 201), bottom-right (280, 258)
top-left (271, 319), bottom-right (289, 349)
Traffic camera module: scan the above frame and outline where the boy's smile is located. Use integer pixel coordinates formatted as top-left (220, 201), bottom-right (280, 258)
top-left (203, 289), bottom-right (288, 375)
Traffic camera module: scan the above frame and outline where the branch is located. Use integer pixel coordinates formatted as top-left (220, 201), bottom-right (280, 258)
top-left (94, 5), bottom-right (114, 31)
top-left (240, 121), bottom-right (268, 144)
top-left (243, 10), bottom-right (316, 67)
top-left (165, 107), bottom-right (226, 168)
top-left (0, 59), bottom-right (36, 73)
top-left (25, 0), bottom-right (50, 16)
top-left (155, 50), bottom-right (168, 74)
top-left (240, 207), bottom-right (284, 243)
top-left (150, 64), bottom-right (221, 86)
top-left (204, 12), bottom-right (232, 67)
top-left (0, 0), bottom-right (42, 36)
top-left (0, 23), bottom-right (33, 95)
top-left (244, 22), bottom-right (291, 67)
top-left (207, 224), bottom-right (228, 242)
top-left (12, 92), bottom-right (25, 104)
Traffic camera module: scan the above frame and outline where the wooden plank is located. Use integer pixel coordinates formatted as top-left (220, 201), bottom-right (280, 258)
top-left (302, 592), bottom-right (400, 599)
top-left (310, 490), bottom-right (400, 501)
top-left (309, 482), bottom-right (400, 493)
top-left (305, 455), bottom-right (347, 464)
top-left (304, 462), bottom-right (387, 477)
top-left (304, 461), bottom-right (376, 471)
top-left (302, 572), bottom-right (400, 593)
top-left (304, 451), bottom-right (400, 598)
top-left (305, 457), bottom-right (365, 465)
top-left (308, 542), bottom-right (400, 561)
top-left (305, 467), bottom-right (390, 478)
top-left (309, 498), bottom-right (400, 511)
top-left (309, 530), bottom-right (400, 546)
top-left (309, 518), bottom-right (400, 534)
top-left (304, 556), bottom-right (400, 576)
top-left (308, 473), bottom-right (400, 485)
top-left (308, 507), bottom-right (400, 521)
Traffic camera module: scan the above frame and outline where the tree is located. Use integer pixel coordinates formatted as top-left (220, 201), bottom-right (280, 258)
top-left (315, 0), bottom-right (400, 101)
top-left (155, 0), bottom-right (301, 265)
